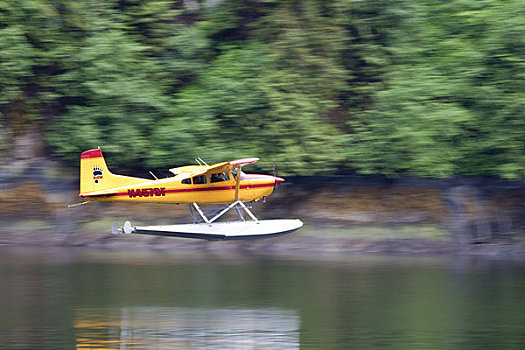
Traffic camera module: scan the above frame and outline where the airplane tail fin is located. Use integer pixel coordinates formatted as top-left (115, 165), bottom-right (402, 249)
top-left (80, 148), bottom-right (114, 194)
top-left (80, 148), bottom-right (145, 195)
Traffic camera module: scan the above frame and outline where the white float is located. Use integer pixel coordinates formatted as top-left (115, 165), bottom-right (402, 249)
top-left (129, 219), bottom-right (303, 240)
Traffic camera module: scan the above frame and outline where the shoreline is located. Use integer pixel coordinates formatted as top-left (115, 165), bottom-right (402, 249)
top-left (1, 167), bottom-right (524, 253)
top-left (2, 228), bottom-right (524, 258)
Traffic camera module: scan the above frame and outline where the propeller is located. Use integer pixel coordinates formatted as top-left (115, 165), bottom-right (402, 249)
top-left (272, 162), bottom-right (284, 191)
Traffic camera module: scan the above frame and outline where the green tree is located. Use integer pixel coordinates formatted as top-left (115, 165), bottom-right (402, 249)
top-left (342, 0), bottom-right (525, 179)
top-left (156, 45), bottom-right (272, 168)
top-left (46, 1), bottom-right (170, 165)
top-left (1, 0), bottom-right (523, 180)
top-left (0, 0), bottom-right (51, 130)
top-left (251, 0), bottom-right (351, 173)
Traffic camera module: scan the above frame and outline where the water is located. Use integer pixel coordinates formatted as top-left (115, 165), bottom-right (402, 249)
top-left (1, 248), bottom-right (525, 349)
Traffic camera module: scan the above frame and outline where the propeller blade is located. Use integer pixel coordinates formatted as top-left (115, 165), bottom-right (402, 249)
top-left (272, 164), bottom-right (283, 190)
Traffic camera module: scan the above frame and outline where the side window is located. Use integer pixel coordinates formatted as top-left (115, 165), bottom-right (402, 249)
top-left (192, 175), bottom-right (207, 184)
top-left (181, 178), bottom-right (191, 185)
top-left (210, 172), bottom-right (230, 183)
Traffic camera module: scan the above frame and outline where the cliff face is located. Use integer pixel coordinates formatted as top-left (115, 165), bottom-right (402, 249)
top-left (1, 161), bottom-right (524, 247)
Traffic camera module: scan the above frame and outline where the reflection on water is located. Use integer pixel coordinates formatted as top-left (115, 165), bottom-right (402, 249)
top-left (75, 307), bottom-right (299, 349)
top-left (1, 248), bottom-right (525, 349)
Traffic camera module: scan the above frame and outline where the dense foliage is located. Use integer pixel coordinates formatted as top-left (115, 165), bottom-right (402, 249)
top-left (0, 0), bottom-right (523, 178)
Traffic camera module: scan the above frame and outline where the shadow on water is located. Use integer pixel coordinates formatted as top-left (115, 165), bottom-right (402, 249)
top-left (1, 248), bottom-right (525, 349)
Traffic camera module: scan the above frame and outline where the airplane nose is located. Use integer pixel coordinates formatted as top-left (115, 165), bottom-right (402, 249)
top-left (274, 177), bottom-right (285, 183)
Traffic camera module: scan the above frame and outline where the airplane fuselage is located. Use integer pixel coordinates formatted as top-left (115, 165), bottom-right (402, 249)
top-left (81, 173), bottom-right (278, 203)
top-left (79, 149), bottom-right (281, 204)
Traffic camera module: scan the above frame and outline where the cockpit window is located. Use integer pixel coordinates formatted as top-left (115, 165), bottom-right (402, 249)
top-left (181, 178), bottom-right (191, 185)
top-left (192, 175), bottom-right (207, 184)
top-left (210, 172), bottom-right (230, 183)
top-left (193, 175), bottom-right (207, 185)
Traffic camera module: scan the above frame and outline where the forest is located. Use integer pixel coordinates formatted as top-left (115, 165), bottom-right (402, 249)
top-left (0, 0), bottom-right (524, 178)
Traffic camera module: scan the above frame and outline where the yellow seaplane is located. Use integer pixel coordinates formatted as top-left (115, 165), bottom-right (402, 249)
top-left (77, 148), bottom-right (303, 240)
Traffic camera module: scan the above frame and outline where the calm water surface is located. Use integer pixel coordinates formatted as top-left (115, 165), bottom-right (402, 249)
top-left (1, 248), bottom-right (525, 349)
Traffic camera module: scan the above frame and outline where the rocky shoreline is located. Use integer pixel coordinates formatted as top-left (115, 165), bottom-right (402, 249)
top-left (2, 227), bottom-right (525, 258)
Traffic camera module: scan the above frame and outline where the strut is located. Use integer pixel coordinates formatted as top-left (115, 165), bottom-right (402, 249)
top-left (190, 200), bottom-right (259, 224)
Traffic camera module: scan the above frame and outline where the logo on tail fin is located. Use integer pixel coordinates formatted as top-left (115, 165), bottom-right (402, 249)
top-left (93, 167), bottom-right (103, 184)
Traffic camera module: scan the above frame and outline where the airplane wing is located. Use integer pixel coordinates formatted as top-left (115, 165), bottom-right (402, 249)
top-left (169, 162), bottom-right (230, 179)
top-left (169, 159), bottom-right (258, 179)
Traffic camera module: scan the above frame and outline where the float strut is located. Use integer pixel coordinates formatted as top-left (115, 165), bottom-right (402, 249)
top-left (237, 200), bottom-right (259, 223)
top-left (189, 203), bottom-right (198, 224)
top-left (192, 200), bottom-right (259, 224)
top-left (192, 202), bottom-right (211, 224)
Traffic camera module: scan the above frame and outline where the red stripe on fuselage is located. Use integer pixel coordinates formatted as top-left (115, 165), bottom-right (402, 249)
top-left (113, 182), bottom-right (274, 197)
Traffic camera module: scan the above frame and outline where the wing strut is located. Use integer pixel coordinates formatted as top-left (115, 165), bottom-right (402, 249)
top-left (234, 165), bottom-right (241, 201)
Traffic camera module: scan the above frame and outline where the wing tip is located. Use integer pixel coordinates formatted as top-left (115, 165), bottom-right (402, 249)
top-left (229, 158), bottom-right (260, 166)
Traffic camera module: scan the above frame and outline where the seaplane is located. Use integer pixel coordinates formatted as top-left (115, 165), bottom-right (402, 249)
top-left (75, 148), bottom-right (303, 240)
